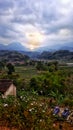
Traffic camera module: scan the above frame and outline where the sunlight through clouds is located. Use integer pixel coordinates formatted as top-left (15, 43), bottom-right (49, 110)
top-left (25, 31), bottom-right (45, 50)
top-left (0, 0), bottom-right (73, 49)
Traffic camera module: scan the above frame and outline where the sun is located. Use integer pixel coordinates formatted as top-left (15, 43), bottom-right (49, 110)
top-left (26, 32), bottom-right (44, 50)
top-left (28, 40), bottom-right (40, 50)
top-left (29, 44), bottom-right (35, 50)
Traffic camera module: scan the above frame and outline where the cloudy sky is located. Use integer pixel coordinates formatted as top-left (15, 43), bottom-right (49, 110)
top-left (0, 0), bottom-right (73, 50)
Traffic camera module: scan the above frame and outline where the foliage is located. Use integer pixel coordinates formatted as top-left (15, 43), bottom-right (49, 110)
top-left (63, 97), bottom-right (73, 107)
top-left (7, 63), bottom-right (15, 74)
top-left (0, 62), bottom-right (73, 129)
top-left (36, 61), bottom-right (48, 71)
top-left (0, 93), bottom-right (54, 130)
top-left (0, 61), bottom-right (5, 71)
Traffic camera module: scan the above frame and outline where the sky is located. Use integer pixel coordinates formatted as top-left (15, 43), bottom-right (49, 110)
top-left (0, 0), bottom-right (73, 50)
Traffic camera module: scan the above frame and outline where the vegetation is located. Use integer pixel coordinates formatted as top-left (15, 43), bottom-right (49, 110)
top-left (0, 57), bottom-right (73, 129)
top-left (7, 63), bottom-right (15, 74)
top-left (0, 94), bottom-right (54, 130)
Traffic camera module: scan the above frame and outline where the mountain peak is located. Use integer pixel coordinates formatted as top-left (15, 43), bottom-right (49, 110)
top-left (0, 42), bottom-right (28, 51)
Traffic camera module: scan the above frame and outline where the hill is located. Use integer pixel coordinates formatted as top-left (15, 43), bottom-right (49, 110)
top-left (20, 51), bottom-right (40, 59)
top-left (38, 50), bottom-right (73, 61)
top-left (0, 50), bottom-right (30, 64)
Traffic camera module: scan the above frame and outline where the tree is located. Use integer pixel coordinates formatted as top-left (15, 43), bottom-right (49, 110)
top-left (0, 61), bottom-right (5, 71)
top-left (7, 63), bottom-right (15, 74)
top-left (48, 61), bottom-right (58, 72)
top-left (30, 77), bottom-right (38, 91)
top-left (36, 61), bottom-right (48, 71)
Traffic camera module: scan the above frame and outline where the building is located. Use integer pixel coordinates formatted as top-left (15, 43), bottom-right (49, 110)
top-left (0, 79), bottom-right (16, 98)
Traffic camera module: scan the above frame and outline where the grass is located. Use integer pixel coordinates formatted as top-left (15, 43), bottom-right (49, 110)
top-left (15, 66), bottom-right (40, 80)
top-left (15, 65), bottom-right (73, 80)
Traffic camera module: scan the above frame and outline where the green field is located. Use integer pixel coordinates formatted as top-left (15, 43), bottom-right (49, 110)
top-left (15, 65), bottom-right (73, 79)
top-left (15, 66), bottom-right (40, 80)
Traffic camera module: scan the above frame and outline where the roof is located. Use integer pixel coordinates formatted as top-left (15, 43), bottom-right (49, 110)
top-left (0, 79), bottom-right (13, 93)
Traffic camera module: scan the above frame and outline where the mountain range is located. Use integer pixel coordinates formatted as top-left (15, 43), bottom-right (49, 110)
top-left (0, 42), bottom-right (73, 52)
top-left (38, 50), bottom-right (73, 61)
top-left (35, 42), bottom-right (73, 52)
top-left (0, 42), bottom-right (73, 61)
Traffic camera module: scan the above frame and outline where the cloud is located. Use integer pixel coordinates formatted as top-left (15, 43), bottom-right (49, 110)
top-left (0, 0), bottom-right (73, 49)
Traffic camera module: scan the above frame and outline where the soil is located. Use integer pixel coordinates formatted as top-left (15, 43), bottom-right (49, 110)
top-left (0, 122), bottom-right (73, 130)
top-left (53, 121), bottom-right (73, 130)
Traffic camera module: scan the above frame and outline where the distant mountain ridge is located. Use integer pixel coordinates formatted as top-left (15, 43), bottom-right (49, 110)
top-left (0, 42), bottom-right (73, 52)
top-left (35, 42), bottom-right (73, 52)
top-left (0, 42), bottom-right (29, 51)
top-left (60, 46), bottom-right (73, 51)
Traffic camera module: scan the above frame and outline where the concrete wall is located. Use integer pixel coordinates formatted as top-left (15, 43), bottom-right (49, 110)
top-left (3, 84), bottom-right (16, 98)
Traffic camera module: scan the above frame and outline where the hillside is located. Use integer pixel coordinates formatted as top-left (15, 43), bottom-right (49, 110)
top-left (0, 50), bottom-right (73, 62)
top-left (38, 50), bottom-right (73, 61)
top-left (0, 50), bottom-right (30, 64)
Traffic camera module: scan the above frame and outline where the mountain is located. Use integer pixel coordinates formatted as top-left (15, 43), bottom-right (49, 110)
top-left (0, 42), bottom-right (29, 51)
top-left (35, 43), bottom-right (73, 52)
top-left (20, 51), bottom-right (40, 59)
top-left (0, 44), bottom-right (5, 50)
top-left (38, 50), bottom-right (73, 61)
top-left (0, 50), bottom-right (30, 63)
top-left (60, 46), bottom-right (73, 51)
top-left (34, 46), bottom-right (54, 52)
top-left (0, 42), bottom-right (73, 53)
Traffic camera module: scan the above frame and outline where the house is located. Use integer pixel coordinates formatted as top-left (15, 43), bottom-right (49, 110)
top-left (0, 79), bottom-right (16, 98)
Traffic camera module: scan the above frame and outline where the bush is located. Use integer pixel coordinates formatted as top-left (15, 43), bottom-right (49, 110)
top-left (63, 98), bottom-right (73, 107)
